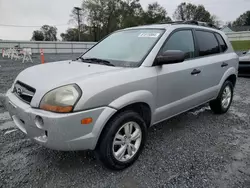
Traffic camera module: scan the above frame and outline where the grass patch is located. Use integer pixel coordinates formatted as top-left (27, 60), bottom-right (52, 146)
top-left (231, 40), bottom-right (250, 51)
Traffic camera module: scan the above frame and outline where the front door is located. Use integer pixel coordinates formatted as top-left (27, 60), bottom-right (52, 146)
top-left (154, 29), bottom-right (207, 123)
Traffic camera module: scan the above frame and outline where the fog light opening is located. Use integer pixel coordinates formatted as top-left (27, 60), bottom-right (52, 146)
top-left (35, 116), bottom-right (44, 129)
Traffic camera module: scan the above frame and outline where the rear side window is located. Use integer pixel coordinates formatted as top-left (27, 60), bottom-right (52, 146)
top-left (196, 30), bottom-right (220, 57)
top-left (161, 30), bottom-right (195, 59)
top-left (215, 33), bottom-right (228, 52)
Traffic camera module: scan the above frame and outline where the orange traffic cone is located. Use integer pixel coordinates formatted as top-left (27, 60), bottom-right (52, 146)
top-left (40, 49), bottom-right (45, 64)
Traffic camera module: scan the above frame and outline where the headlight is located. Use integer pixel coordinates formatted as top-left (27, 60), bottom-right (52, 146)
top-left (40, 84), bottom-right (81, 113)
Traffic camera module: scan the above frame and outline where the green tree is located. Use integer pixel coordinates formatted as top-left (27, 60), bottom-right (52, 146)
top-left (173, 2), bottom-right (196, 21)
top-left (210, 15), bottom-right (222, 27)
top-left (41, 25), bottom-right (58, 41)
top-left (81, 0), bottom-right (172, 40)
top-left (233, 11), bottom-right (250, 26)
top-left (143, 2), bottom-right (171, 24)
top-left (69, 7), bottom-right (84, 27)
top-left (226, 22), bottom-right (233, 28)
top-left (173, 2), bottom-right (216, 23)
top-left (119, 0), bottom-right (144, 28)
top-left (31, 30), bottom-right (44, 41)
top-left (61, 28), bottom-right (79, 41)
top-left (82, 0), bottom-right (123, 41)
top-left (68, 7), bottom-right (85, 41)
top-left (61, 26), bottom-right (93, 41)
top-left (63, 0), bottom-right (172, 41)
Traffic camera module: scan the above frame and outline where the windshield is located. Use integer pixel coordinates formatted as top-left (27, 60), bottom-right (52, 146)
top-left (81, 29), bottom-right (164, 67)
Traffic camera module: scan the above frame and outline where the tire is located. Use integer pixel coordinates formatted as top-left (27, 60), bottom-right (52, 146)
top-left (95, 110), bottom-right (147, 170)
top-left (209, 80), bottom-right (234, 114)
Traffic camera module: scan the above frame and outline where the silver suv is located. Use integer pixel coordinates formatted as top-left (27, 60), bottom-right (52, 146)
top-left (5, 22), bottom-right (239, 170)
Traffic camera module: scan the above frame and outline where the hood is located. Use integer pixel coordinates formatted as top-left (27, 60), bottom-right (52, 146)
top-left (15, 60), bottom-right (123, 106)
top-left (17, 60), bottom-right (122, 88)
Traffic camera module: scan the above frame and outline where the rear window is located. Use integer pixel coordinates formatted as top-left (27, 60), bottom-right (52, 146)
top-left (215, 33), bottom-right (228, 52)
top-left (196, 30), bottom-right (220, 57)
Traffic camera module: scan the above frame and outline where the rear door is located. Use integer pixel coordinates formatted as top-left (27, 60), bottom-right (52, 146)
top-left (194, 30), bottom-right (228, 94)
top-left (214, 32), bottom-right (233, 77)
top-left (155, 29), bottom-right (225, 123)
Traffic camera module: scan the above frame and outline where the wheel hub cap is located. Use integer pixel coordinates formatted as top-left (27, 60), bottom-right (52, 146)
top-left (112, 121), bottom-right (142, 162)
top-left (221, 86), bottom-right (232, 109)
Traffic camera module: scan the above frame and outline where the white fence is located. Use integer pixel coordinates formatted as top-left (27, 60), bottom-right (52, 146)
top-left (225, 31), bottom-right (250, 41)
top-left (0, 41), bottom-right (96, 54)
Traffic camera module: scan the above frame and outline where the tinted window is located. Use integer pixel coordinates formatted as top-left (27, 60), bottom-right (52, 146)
top-left (215, 33), bottom-right (228, 52)
top-left (196, 31), bottom-right (220, 56)
top-left (161, 30), bottom-right (195, 59)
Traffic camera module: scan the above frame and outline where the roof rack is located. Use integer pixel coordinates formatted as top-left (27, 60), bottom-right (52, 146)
top-left (160, 20), bottom-right (219, 30)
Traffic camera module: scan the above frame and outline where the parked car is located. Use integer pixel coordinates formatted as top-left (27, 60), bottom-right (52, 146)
top-left (5, 21), bottom-right (239, 170)
top-left (239, 50), bottom-right (250, 76)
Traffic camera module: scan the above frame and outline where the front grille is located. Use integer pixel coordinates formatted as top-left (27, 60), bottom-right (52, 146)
top-left (13, 81), bottom-right (36, 104)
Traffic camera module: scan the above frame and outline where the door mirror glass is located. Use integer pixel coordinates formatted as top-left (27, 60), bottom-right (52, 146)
top-left (156, 50), bottom-right (185, 65)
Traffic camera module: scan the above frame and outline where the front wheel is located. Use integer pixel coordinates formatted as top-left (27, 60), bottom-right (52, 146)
top-left (209, 80), bottom-right (234, 114)
top-left (95, 111), bottom-right (147, 170)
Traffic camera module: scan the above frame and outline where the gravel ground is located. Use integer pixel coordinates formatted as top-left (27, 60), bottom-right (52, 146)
top-left (0, 55), bottom-right (250, 188)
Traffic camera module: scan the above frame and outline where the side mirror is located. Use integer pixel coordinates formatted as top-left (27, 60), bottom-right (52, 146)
top-left (243, 51), bottom-right (247, 55)
top-left (155, 50), bottom-right (185, 65)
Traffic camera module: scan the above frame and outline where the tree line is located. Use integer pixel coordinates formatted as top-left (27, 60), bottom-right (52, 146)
top-left (31, 0), bottom-right (250, 42)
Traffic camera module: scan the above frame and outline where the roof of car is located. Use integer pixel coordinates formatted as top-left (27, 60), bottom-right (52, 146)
top-left (124, 21), bottom-right (221, 33)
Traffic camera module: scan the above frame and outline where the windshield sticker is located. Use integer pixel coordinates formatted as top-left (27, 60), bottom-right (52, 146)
top-left (138, 33), bottom-right (160, 38)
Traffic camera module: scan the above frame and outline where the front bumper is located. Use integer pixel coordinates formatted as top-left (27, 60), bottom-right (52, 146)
top-left (5, 90), bottom-right (117, 151)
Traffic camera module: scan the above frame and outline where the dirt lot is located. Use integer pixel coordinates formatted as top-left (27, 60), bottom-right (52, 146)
top-left (0, 55), bottom-right (250, 188)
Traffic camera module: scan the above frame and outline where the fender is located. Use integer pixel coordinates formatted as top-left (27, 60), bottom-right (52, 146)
top-left (91, 90), bottom-right (155, 148)
top-left (216, 67), bottom-right (237, 96)
top-left (109, 90), bottom-right (155, 115)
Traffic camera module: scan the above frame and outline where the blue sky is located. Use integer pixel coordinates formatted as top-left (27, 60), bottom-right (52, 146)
top-left (0, 0), bottom-right (250, 40)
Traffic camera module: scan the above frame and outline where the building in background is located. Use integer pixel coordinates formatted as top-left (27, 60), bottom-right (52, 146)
top-left (230, 26), bottom-right (250, 32)
top-left (220, 26), bottom-right (233, 33)
top-left (221, 25), bottom-right (250, 33)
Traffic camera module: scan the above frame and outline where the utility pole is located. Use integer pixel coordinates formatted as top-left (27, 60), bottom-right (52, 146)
top-left (74, 7), bottom-right (82, 41)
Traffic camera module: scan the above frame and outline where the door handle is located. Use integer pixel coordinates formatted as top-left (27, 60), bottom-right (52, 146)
top-left (221, 62), bottom-right (228, 67)
top-left (191, 69), bottom-right (201, 75)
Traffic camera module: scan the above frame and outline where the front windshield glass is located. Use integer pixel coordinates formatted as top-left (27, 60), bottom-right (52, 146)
top-left (81, 29), bottom-right (165, 67)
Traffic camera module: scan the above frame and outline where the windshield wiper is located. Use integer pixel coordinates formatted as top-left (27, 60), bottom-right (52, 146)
top-left (77, 57), bottom-right (115, 67)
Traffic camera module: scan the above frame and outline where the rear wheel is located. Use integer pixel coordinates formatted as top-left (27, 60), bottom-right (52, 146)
top-left (209, 80), bottom-right (234, 114)
top-left (95, 110), bottom-right (147, 170)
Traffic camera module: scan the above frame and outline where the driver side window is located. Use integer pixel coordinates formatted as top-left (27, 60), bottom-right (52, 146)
top-left (161, 30), bottom-right (195, 60)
